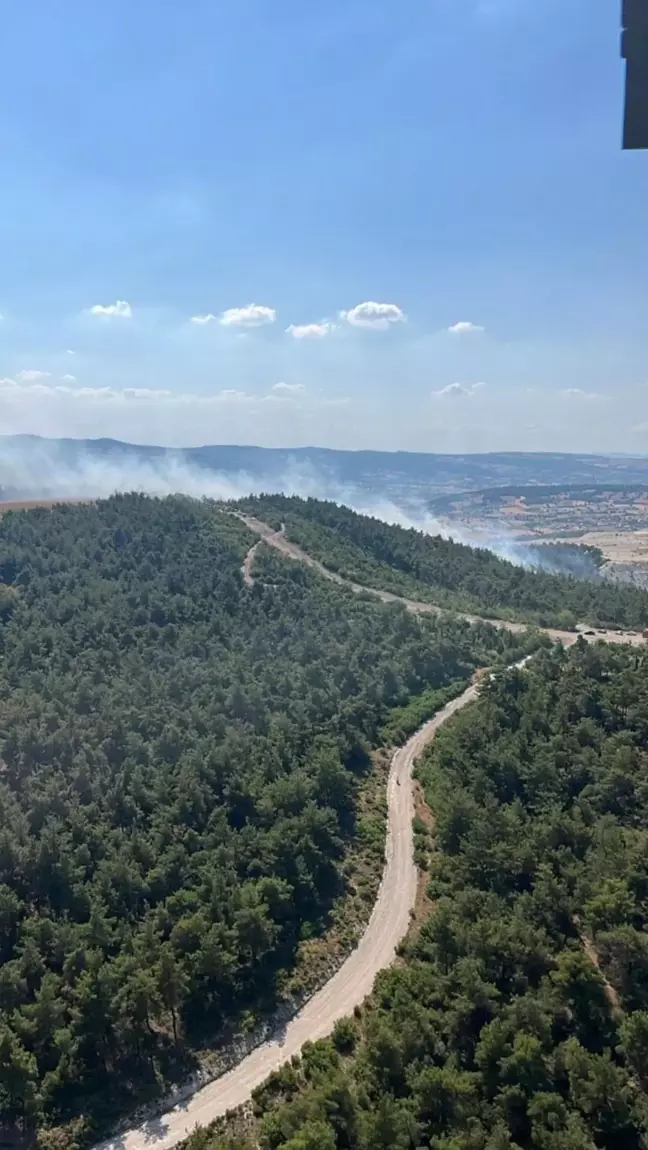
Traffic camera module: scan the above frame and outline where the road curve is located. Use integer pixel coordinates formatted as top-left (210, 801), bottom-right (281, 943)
top-left (93, 684), bottom-right (482, 1150)
top-left (94, 527), bottom-right (644, 1149)
top-left (239, 515), bottom-right (646, 649)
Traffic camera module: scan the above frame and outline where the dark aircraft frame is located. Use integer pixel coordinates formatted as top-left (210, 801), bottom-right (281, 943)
top-left (622, 0), bottom-right (648, 148)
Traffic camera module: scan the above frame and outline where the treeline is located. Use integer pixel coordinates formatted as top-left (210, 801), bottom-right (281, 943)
top-left (525, 542), bottom-right (605, 579)
top-left (0, 495), bottom-right (532, 1145)
top-left (238, 495), bottom-right (648, 629)
top-left (198, 642), bottom-right (648, 1150)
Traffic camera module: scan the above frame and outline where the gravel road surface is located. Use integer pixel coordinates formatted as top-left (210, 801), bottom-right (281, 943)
top-left (239, 517), bottom-right (646, 648)
top-left (93, 522), bottom-right (644, 1149)
top-left (93, 684), bottom-right (481, 1150)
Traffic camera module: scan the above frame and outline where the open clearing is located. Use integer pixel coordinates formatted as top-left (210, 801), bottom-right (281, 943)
top-left (547, 529), bottom-right (648, 565)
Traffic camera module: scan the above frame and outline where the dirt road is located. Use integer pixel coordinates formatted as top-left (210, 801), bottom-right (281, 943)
top-left (240, 540), bottom-right (260, 587)
top-left (93, 684), bottom-right (482, 1150)
top-left (93, 527), bottom-right (644, 1149)
top-left (239, 516), bottom-right (646, 649)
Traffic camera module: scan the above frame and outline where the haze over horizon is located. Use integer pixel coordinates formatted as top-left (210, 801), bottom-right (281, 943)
top-left (1, 1), bottom-right (647, 455)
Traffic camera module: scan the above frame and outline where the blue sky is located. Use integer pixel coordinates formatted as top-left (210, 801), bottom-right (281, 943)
top-left (0, 0), bottom-right (646, 452)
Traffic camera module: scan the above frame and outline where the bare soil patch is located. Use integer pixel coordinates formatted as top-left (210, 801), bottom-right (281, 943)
top-left (0, 497), bottom-right (89, 513)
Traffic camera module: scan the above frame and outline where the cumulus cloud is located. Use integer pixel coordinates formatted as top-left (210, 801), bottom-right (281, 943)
top-left (263, 393), bottom-right (297, 405)
top-left (219, 303), bottom-right (276, 327)
top-left (286, 321), bottom-right (335, 340)
top-left (447, 321), bottom-right (485, 334)
top-left (561, 388), bottom-right (603, 401)
top-left (344, 301), bottom-right (405, 330)
top-left (273, 382), bottom-right (306, 393)
top-left (89, 300), bottom-right (132, 319)
top-left (217, 388), bottom-right (250, 403)
top-left (122, 387), bottom-right (172, 400)
top-left (61, 374), bottom-right (77, 383)
top-left (432, 381), bottom-right (486, 398)
top-left (0, 376), bottom-right (361, 449)
top-left (66, 349), bottom-right (76, 355)
top-left (0, 378), bottom-right (261, 411)
top-left (190, 313), bottom-right (217, 325)
top-left (433, 383), bottom-right (470, 398)
top-left (17, 370), bottom-right (50, 382)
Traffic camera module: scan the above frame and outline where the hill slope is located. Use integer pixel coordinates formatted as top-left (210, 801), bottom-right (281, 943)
top-left (0, 495), bottom-right (535, 1144)
top-left (195, 642), bottom-right (648, 1150)
top-left (238, 495), bottom-right (648, 630)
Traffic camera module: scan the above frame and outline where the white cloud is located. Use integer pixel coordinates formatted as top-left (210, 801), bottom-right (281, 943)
top-left (190, 314), bottom-right (217, 325)
top-left (286, 321), bottom-right (335, 340)
top-left (344, 301), bottom-right (405, 331)
top-left (61, 374), bottom-right (77, 383)
top-left (216, 388), bottom-right (250, 403)
top-left (0, 376), bottom-right (364, 450)
top-left (432, 381), bottom-right (486, 398)
top-left (0, 379), bottom-right (256, 407)
top-left (263, 393), bottom-right (298, 404)
top-left (122, 387), bottom-right (173, 400)
top-left (433, 383), bottom-right (470, 398)
top-left (66, 386), bottom-right (114, 400)
top-left (219, 303), bottom-right (276, 327)
top-left (561, 388), bottom-right (603, 401)
top-left (90, 300), bottom-right (132, 319)
top-left (17, 370), bottom-right (50, 382)
top-left (273, 382), bottom-right (306, 393)
top-left (447, 321), bottom-right (485, 334)
top-left (66, 349), bottom-right (75, 355)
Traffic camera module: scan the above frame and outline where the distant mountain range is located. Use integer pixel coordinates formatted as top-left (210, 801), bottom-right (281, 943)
top-left (1, 434), bottom-right (648, 504)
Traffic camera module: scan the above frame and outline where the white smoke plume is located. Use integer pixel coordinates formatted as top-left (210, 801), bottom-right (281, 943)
top-left (0, 436), bottom-right (599, 578)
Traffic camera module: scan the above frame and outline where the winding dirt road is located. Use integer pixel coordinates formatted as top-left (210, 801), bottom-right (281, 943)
top-left (94, 684), bottom-right (483, 1150)
top-left (239, 515), bottom-right (646, 649)
top-left (93, 526), bottom-right (645, 1149)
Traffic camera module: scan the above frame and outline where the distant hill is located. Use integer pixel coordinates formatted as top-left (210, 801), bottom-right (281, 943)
top-left (2, 434), bottom-right (648, 503)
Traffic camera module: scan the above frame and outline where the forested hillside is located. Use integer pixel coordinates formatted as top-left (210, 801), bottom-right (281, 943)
top-left (0, 495), bottom-right (535, 1145)
top-left (201, 642), bottom-right (648, 1150)
top-left (238, 496), bottom-right (648, 630)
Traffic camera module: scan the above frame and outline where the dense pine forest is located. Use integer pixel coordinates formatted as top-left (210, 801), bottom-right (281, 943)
top-left (238, 496), bottom-right (648, 630)
top-left (195, 642), bottom-right (648, 1150)
top-left (0, 495), bottom-right (539, 1146)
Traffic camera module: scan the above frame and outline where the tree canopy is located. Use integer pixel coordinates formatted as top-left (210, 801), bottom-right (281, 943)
top-left (194, 642), bottom-right (648, 1150)
top-left (238, 495), bottom-right (648, 630)
top-left (0, 494), bottom-right (534, 1143)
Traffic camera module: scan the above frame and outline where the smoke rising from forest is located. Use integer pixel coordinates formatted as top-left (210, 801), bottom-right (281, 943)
top-left (0, 437), bottom-right (602, 579)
